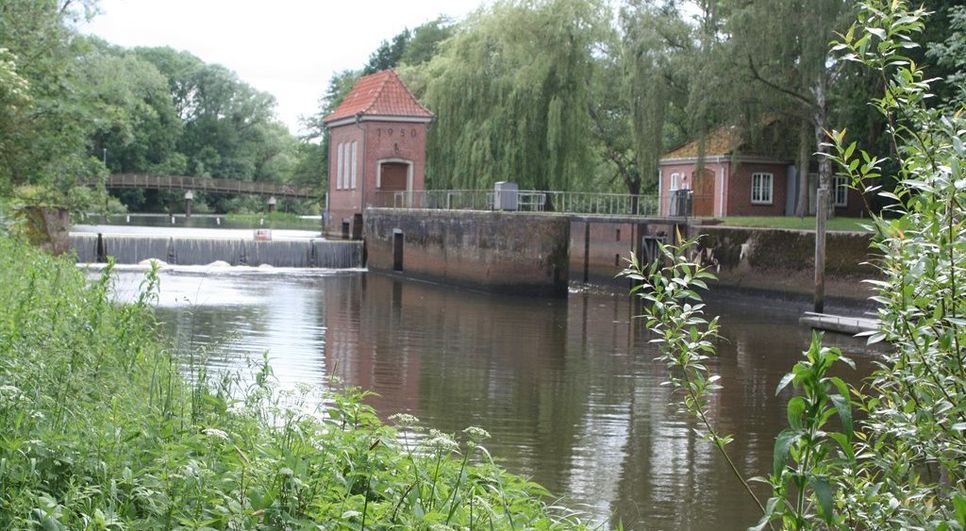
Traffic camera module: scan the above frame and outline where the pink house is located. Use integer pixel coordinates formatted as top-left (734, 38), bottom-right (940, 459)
top-left (323, 70), bottom-right (434, 238)
top-left (658, 124), bottom-right (866, 218)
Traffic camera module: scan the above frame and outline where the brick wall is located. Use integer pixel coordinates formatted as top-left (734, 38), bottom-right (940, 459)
top-left (365, 209), bottom-right (570, 296)
top-left (725, 162), bottom-right (790, 216)
top-left (327, 120), bottom-right (428, 236)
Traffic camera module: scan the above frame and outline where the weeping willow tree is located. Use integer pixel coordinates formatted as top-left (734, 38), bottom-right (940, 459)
top-left (610, 1), bottom-right (696, 195)
top-left (416, 0), bottom-right (607, 191)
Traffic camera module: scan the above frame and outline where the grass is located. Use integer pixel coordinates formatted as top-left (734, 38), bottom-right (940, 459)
top-left (717, 215), bottom-right (873, 232)
top-left (225, 211), bottom-right (321, 230)
top-left (0, 235), bottom-right (585, 529)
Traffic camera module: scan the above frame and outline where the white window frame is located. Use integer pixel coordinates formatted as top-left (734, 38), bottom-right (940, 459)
top-left (350, 141), bottom-right (358, 190)
top-left (833, 175), bottom-right (848, 207)
top-left (336, 142), bottom-right (344, 190)
top-left (669, 172), bottom-right (682, 191)
top-left (751, 172), bottom-right (774, 205)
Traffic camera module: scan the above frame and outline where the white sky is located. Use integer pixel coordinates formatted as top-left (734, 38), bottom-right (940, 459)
top-left (81, 0), bottom-right (486, 136)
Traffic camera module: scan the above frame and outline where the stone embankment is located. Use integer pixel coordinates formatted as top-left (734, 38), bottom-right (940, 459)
top-left (692, 225), bottom-right (876, 301)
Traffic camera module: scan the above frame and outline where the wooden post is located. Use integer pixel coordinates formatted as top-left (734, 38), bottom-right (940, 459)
top-left (184, 190), bottom-right (193, 219)
top-left (814, 188), bottom-right (828, 313)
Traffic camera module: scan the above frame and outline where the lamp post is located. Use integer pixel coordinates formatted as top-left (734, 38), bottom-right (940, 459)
top-left (267, 196), bottom-right (277, 214)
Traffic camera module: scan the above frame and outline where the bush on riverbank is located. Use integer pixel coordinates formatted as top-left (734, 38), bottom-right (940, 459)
top-left (0, 236), bottom-right (583, 529)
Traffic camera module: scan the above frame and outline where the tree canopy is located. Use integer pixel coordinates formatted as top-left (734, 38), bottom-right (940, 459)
top-left (309, 0), bottom-right (962, 204)
top-left (0, 1), bottom-right (313, 214)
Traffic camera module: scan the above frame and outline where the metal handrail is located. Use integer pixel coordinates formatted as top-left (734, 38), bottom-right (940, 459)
top-left (368, 189), bottom-right (706, 217)
top-left (95, 174), bottom-right (318, 199)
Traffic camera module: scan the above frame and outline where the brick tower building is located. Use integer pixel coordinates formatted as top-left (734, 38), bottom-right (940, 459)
top-left (322, 70), bottom-right (434, 238)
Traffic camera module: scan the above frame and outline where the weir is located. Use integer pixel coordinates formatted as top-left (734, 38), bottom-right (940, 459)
top-left (71, 233), bottom-right (363, 268)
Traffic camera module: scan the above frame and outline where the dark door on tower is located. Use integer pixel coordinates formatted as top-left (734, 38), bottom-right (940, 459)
top-left (380, 162), bottom-right (409, 191)
top-left (691, 168), bottom-right (715, 217)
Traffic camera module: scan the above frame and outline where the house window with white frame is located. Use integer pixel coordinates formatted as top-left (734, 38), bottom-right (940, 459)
top-left (833, 175), bottom-right (848, 207)
top-left (350, 141), bottom-right (358, 190)
top-left (751, 172), bottom-right (773, 204)
top-left (336, 142), bottom-right (344, 190)
top-left (669, 172), bottom-right (682, 190)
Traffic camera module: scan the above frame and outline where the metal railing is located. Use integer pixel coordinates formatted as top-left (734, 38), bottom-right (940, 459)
top-left (369, 189), bottom-right (701, 218)
top-left (96, 174), bottom-right (318, 199)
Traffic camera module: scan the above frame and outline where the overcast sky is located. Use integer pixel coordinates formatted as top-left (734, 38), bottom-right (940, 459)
top-left (81, 0), bottom-right (486, 136)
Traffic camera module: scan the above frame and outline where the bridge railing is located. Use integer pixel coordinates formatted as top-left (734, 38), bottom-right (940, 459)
top-left (99, 174), bottom-right (318, 199)
top-left (369, 189), bottom-right (689, 217)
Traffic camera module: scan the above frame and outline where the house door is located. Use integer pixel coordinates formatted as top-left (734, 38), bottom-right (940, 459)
top-left (691, 168), bottom-right (716, 217)
top-left (380, 162), bottom-right (409, 191)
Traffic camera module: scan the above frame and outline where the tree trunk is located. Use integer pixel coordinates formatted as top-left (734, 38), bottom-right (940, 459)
top-left (812, 80), bottom-right (834, 218)
top-left (796, 119), bottom-right (811, 217)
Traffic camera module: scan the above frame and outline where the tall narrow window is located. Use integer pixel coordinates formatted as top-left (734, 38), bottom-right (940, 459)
top-left (350, 141), bottom-right (358, 189)
top-left (833, 176), bottom-right (848, 207)
top-left (751, 172), bottom-right (773, 204)
top-left (336, 143), bottom-right (344, 190)
top-left (343, 141), bottom-right (351, 190)
top-left (669, 172), bottom-right (682, 190)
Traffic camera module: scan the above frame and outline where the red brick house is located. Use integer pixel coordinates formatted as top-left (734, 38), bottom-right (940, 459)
top-left (323, 69), bottom-right (434, 238)
top-left (658, 124), bottom-right (866, 218)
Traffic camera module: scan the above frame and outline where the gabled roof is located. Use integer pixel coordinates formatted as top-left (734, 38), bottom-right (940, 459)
top-left (661, 116), bottom-right (786, 162)
top-left (661, 125), bottom-right (744, 160)
top-left (323, 69), bottom-right (434, 125)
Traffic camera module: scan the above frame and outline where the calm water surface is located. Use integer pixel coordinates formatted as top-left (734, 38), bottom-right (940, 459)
top-left (108, 266), bottom-right (875, 530)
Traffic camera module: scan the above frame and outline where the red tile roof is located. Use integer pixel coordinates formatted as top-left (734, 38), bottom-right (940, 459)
top-left (323, 69), bottom-right (434, 124)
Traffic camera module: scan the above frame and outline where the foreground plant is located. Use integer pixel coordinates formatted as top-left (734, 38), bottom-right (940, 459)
top-left (622, 240), bottom-right (855, 530)
top-left (825, 0), bottom-right (966, 527)
top-left (0, 236), bottom-right (584, 529)
top-left (624, 1), bottom-right (965, 528)
top-left (621, 237), bottom-right (767, 512)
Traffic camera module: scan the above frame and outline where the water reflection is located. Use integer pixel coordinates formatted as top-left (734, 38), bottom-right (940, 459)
top-left (107, 267), bottom-right (875, 529)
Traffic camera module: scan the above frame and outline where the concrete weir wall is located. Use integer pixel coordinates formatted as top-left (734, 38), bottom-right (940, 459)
top-left (71, 233), bottom-right (364, 268)
top-left (692, 226), bottom-right (877, 300)
top-left (365, 208), bottom-right (570, 296)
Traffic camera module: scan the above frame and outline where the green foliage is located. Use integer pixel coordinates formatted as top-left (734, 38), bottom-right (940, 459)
top-left (0, 236), bottom-right (583, 528)
top-left (364, 29), bottom-right (412, 74)
top-left (926, 4), bottom-right (966, 105)
top-left (0, 3), bottom-right (317, 215)
top-left (751, 336), bottom-right (856, 530)
top-left (825, 2), bottom-right (966, 526)
top-left (0, 0), bottom-right (105, 195)
top-left (621, 235), bottom-right (768, 515)
top-left (415, 0), bottom-right (606, 191)
top-left (625, 1), bottom-right (966, 529)
top-left (401, 17), bottom-right (455, 67)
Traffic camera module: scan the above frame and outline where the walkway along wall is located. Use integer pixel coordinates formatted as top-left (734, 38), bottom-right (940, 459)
top-left (364, 209), bottom-right (570, 296)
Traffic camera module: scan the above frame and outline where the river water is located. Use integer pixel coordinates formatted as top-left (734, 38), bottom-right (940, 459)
top-left (106, 264), bottom-right (875, 530)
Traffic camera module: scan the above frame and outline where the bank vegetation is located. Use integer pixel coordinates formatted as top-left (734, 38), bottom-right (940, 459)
top-left (0, 236), bottom-right (585, 528)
